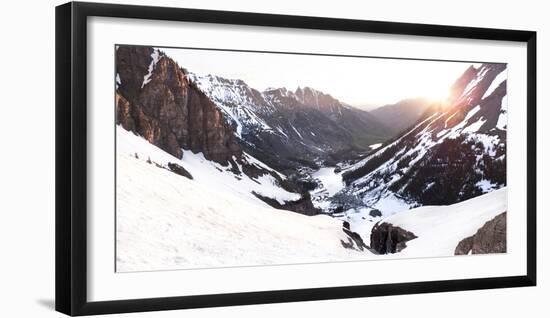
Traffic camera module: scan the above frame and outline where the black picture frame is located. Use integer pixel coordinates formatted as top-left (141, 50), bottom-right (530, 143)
top-left (55, 1), bottom-right (537, 316)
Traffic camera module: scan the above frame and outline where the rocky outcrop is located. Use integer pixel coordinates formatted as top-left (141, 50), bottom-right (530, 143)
top-left (340, 227), bottom-right (370, 252)
top-left (116, 46), bottom-right (241, 164)
top-left (369, 209), bottom-right (382, 217)
top-left (252, 192), bottom-right (321, 216)
top-left (455, 212), bottom-right (507, 255)
top-left (167, 162), bottom-right (193, 180)
top-left (370, 222), bottom-right (417, 254)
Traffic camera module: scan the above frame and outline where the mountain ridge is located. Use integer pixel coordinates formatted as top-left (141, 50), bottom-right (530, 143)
top-left (115, 45), bottom-right (323, 215)
top-left (334, 62), bottom-right (507, 216)
top-left (189, 72), bottom-right (394, 172)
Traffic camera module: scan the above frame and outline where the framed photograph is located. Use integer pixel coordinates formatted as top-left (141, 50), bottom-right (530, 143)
top-left (55, 1), bottom-right (536, 316)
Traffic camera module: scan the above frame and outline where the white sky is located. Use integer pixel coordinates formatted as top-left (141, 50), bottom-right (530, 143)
top-left (161, 47), bottom-right (478, 110)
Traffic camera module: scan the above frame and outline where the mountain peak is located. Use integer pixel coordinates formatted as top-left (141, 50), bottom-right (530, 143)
top-left (340, 62), bottom-right (507, 214)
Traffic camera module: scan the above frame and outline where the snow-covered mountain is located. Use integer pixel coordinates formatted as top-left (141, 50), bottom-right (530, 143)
top-left (115, 46), bottom-right (320, 215)
top-left (189, 74), bottom-right (393, 171)
top-left (333, 63), bottom-right (507, 217)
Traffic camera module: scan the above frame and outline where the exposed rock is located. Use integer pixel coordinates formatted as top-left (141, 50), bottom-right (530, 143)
top-left (252, 192), bottom-right (321, 216)
top-left (370, 222), bottom-right (417, 254)
top-left (116, 46), bottom-right (241, 164)
top-left (167, 162), bottom-right (193, 180)
top-left (455, 236), bottom-right (474, 255)
top-left (455, 212), bottom-right (507, 255)
top-left (340, 222), bottom-right (377, 253)
top-left (333, 206), bottom-right (345, 214)
top-left (369, 209), bottom-right (382, 217)
top-left (342, 228), bottom-right (368, 251)
top-left (343, 221), bottom-right (350, 230)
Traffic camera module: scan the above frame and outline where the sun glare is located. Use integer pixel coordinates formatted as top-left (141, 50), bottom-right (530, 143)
top-left (424, 88), bottom-right (452, 105)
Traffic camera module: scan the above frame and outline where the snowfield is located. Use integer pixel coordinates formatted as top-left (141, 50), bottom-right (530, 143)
top-left (313, 168), bottom-right (344, 196)
top-left (116, 127), bottom-right (507, 271)
top-left (116, 147), bottom-right (375, 272)
top-left (310, 167), bottom-right (345, 207)
top-left (117, 126), bottom-right (300, 206)
top-left (381, 187), bottom-right (507, 257)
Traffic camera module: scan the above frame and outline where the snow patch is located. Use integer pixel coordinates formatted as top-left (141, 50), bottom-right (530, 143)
top-left (476, 179), bottom-right (497, 192)
top-left (116, 73), bottom-right (121, 89)
top-left (290, 124), bottom-right (303, 139)
top-left (369, 143), bottom-right (383, 150)
top-left (312, 167), bottom-right (345, 197)
top-left (482, 69), bottom-right (507, 99)
top-left (141, 49), bottom-right (160, 88)
top-left (462, 117), bottom-right (486, 134)
top-left (369, 193), bottom-right (412, 217)
top-left (460, 66), bottom-right (489, 99)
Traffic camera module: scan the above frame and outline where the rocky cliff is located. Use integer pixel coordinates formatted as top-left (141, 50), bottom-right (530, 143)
top-left (116, 46), bottom-right (241, 164)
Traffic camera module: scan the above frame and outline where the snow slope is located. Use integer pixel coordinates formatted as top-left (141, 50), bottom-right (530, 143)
top-left (116, 143), bottom-right (374, 272)
top-left (116, 127), bottom-right (506, 271)
top-left (310, 167), bottom-right (345, 205)
top-left (381, 187), bottom-right (507, 257)
top-left (117, 126), bottom-right (300, 206)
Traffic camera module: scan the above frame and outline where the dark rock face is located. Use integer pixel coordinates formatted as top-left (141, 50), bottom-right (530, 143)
top-left (116, 46), bottom-right (241, 164)
top-left (455, 212), bottom-right (507, 255)
top-left (252, 192), bottom-right (321, 216)
top-left (167, 162), bottom-right (193, 180)
top-left (341, 227), bottom-right (369, 252)
top-left (369, 209), bottom-right (382, 217)
top-left (454, 236), bottom-right (474, 255)
top-left (370, 222), bottom-right (417, 254)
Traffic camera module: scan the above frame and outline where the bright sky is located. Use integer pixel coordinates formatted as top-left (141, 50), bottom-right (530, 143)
top-left (162, 47), bottom-right (478, 110)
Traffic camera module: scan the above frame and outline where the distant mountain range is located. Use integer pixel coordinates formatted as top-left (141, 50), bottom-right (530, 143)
top-left (188, 73), bottom-right (393, 172)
